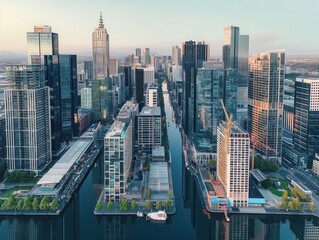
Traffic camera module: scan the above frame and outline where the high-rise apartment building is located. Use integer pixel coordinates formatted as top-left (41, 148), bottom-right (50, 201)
top-left (27, 25), bottom-right (59, 65)
top-left (104, 120), bottom-right (132, 201)
top-left (81, 87), bottom-right (92, 109)
top-left (222, 26), bottom-right (239, 69)
top-left (217, 122), bottom-right (250, 207)
top-left (5, 65), bottom-right (51, 174)
top-left (146, 84), bottom-right (158, 107)
top-left (138, 107), bottom-right (162, 154)
top-left (172, 45), bottom-right (181, 65)
top-left (248, 50), bottom-right (285, 162)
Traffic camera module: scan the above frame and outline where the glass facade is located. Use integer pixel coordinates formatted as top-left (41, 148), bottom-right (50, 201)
top-left (248, 51), bottom-right (285, 162)
top-left (222, 26), bottom-right (239, 69)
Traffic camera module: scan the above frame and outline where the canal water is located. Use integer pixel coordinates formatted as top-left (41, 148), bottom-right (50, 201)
top-left (0, 91), bottom-right (317, 240)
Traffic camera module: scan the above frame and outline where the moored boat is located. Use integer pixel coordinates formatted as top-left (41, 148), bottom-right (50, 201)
top-left (146, 210), bottom-right (167, 221)
top-left (136, 211), bottom-right (143, 217)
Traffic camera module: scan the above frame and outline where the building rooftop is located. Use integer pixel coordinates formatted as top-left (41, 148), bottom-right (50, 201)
top-left (117, 100), bottom-right (138, 120)
top-left (219, 121), bottom-right (249, 135)
top-left (37, 138), bottom-right (93, 186)
top-left (250, 169), bottom-right (267, 182)
top-left (139, 106), bottom-right (161, 117)
top-left (152, 146), bottom-right (165, 158)
top-left (148, 162), bottom-right (169, 197)
top-left (105, 120), bottom-right (128, 138)
top-left (284, 99), bottom-right (294, 107)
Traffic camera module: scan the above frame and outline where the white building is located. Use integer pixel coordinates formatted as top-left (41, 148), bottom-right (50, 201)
top-left (143, 67), bottom-right (155, 86)
top-left (217, 122), bottom-right (250, 207)
top-left (171, 65), bottom-right (183, 82)
top-left (146, 84), bottom-right (158, 107)
top-left (138, 107), bottom-right (161, 154)
top-left (172, 45), bottom-right (181, 66)
top-left (81, 87), bottom-right (92, 109)
top-left (104, 120), bottom-right (132, 201)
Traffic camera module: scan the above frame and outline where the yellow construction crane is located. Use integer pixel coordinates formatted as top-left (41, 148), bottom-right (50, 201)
top-left (220, 100), bottom-right (233, 153)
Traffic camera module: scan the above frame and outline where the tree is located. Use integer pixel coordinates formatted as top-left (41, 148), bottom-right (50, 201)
top-left (288, 201), bottom-right (295, 210)
top-left (119, 198), bottom-right (128, 211)
top-left (32, 197), bottom-right (39, 211)
top-left (40, 196), bottom-right (50, 210)
top-left (130, 200), bottom-right (137, 210)
top-left (17, 199), bottom-right (24, 210)
top-left (107, 200), bottom-right (113, 210)
top-left (308, 203), bottom-right (315, 212)
top-left (6, 195), bottom-right (16, 210)
top-left (292, 197), bottom-right (301, 210)
top-left (261, 178), bottom-right (273, 189)
top-left (145, 200), bottom-right (152, 210)
top-left (95, 201), bottom-right (102, 211)
top-left (146, 188), bottom-right (152, 199)
top-left (168, 191), bottom-right (173, 198)
top-left (165, 200), bottom-right (172, 210)
top-left (22, 197), bottom-right (32, 211)
top-left (156, 201), bottom-right (162, 210)
top-left (51, 199), bottom-right (59, 211)
top-left (208, 160), bottom-right (216, 169)
top-left (281, 190), bottom-right (288, 209)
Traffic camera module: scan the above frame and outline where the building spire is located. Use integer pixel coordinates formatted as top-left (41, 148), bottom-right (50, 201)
top-left (99, 12), bottom-right (104, 28)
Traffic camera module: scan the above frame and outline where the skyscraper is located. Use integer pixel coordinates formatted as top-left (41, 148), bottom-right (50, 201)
top-left (172, 45), bottom-right (181, 65)
top-left (248, 50), bottom-right (285, 162)
top-left (109, 59), bottom-right (118, 75)
top-left (27, 25), bottom-right (59, 65)
top-left (104, 120), bottom-right (132, 201)
top-left (92, 12), bottom-right (111, 122)
top-left (135, 48), bottom-right (142, 63)
top-left (45, 54), bottom-right (78, 144)
top-left (81, 88), bottom-right (92, 109)
top-left (134, 68), bottom-right (144, 111)
top-left (5, 65), bottom-right (51, 174)
top-left (293, 78), bottom-right (319, 168)
top-left (146, 84), bottom-right (158, 107)
top-left (222, 26), bottom-right (239, 69)
top-left (238, 35), bottom-right (249, 88)
top-left (217, 122), bottom-right (250, 207)
top-left (182, 41), bottom-right (196, 135)
top-left (143, 48), bottom-right (151, 65)
top-left (84, 60), bottom-right (93, 82)
top-left (196, 42), bottom-right (210, 68)
top-left (0, 113), bottom-right (5, 161)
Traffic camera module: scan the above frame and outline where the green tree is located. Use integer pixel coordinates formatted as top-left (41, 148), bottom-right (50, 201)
top-left (208, 160), bottom-right (216, 169)
top-left (145, 200), bottom-right (152, 210)
top-left (130, 200), bottom-right (137, 210)
top-left (261, 178), bottom-right (273, 189)
top-left (156, 201), bottom-right (162, 210)
top-left (6, 195), bottom-right (16, 210)
top-left (32, 197), bottom-right (39, 211)
top-left (107, 200), bottom-right (113, 210)
top-left (17, 199), bottom-right (24, 210)
top-left (308, 203), bottom-right (315, 212)
top-left (288, 201), bottom-right (295, 210)
top-left (146, 188), bottom-right (152, 199)
top-left (165, 200), bottom-right (172, 210)
top-left (40, 196), bottom-right (50, 210)
top-left (119, 198), bottom-right (128, 211)
top-left (95, 201), bottom-right (102, 211)
top-left (22, 197), bottom-right (32, 211)
top-left (50, 199), bottom-right (59, 211)
top-left (292, 197), bottom-right (302, 210)
top-left (0, 199), bottom-right (4, 209)
top-left (281, 190), bottom-right (288, 209)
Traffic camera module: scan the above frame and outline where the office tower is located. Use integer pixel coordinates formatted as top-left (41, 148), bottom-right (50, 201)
top-left (224, 69), bottom-right (238, 120)
top-left (104, 120), bottom-right (132, 201)
top-left (5, 65), bottom-right (51, 174)
top-left (223, 26), bottom-right (239, 69)
top-left (27, 25), bottom-right (59, 64)
top-left (110, 73), bottom-right (125, 108)
top-left (138, 107), bottom-right (162, 154)
top-left (143, 67), bottom-right (155, 86)
top-left (92, 12), bottom-right (109, 79)
top-left (81, 87), bottom-right (92, 109)
top-left (45, 55), bottom-right (78, 144)
top-left (171, 65), bottom-right (183, 81)
top-left (237, 35), bottom-right (249, 111)
top-left (135, 48), bottom-right (142, 63)
top-left (194, 68), bottom-right (225, 152)
top-left (217, 122), bottom-right (250, 207)
top-left (109, 59), bottom-right (118, 75)
top-left (143, 48), bottom-right (151, 65)
top-left (146, 84), bottom-right (158, 107)
top-left (92, 77), bottom-right (113, 124)
top-left (182, 40), bottom-right (196, 135)
top-left (282, 100), bottom-right (294, 139)
top-left (84, 60), bottom-right (93, 82)
top-left (293, 78), bottom-right (319, 168)
top-left (0, 112), bottom-right (5, 160)
top-left (120, 66), bottom-right (132, 99)
top-left (172, 45), bottom-right (181, 65)
top-left (196, 42), bottom-right (210, 68)
top-left (248, 50), bottom-right (285, 162)
top-left (134, 68), bottom-right (144, 110)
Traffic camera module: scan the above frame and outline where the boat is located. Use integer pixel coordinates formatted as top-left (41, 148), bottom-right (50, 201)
top-left (146, 210), bottom-right (167, 221)
top-left (136, 211), bottom-right (143, 217)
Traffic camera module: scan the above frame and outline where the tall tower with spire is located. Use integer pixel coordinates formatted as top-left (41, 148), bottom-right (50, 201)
top-left (92, 12), bottom-right (112, 123)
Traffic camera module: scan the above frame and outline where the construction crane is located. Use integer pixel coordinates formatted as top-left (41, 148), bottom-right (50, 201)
top-left (220, 100), bottom-right (233, 153)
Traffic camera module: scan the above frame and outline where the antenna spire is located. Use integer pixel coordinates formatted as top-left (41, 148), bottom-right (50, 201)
top-left (99, 12), bottom-right (104, 28)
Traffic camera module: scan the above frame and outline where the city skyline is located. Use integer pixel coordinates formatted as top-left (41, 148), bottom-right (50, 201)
top-left (1, 0), bottom-right (319, 56)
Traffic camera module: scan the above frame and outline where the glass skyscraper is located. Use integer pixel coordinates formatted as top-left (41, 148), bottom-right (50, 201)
top-left (248, 50), bottom-right (285, 162)
top-left (5, 65), bottom-right (51, 174)
top-left (27, 25), bottom-right (59, 65)
top-left (222, 26), bottom-right (239, 69)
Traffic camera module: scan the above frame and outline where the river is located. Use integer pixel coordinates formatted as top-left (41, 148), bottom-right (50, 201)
top-left (0, 90), bottom-right (317, 239)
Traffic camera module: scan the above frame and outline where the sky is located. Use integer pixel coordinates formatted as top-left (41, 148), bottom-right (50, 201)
top-left (1, 0), bottom-right (319, 56)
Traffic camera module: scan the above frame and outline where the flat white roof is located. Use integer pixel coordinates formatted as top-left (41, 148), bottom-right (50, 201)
top-left (37, 139), bottom-right (93, 186)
